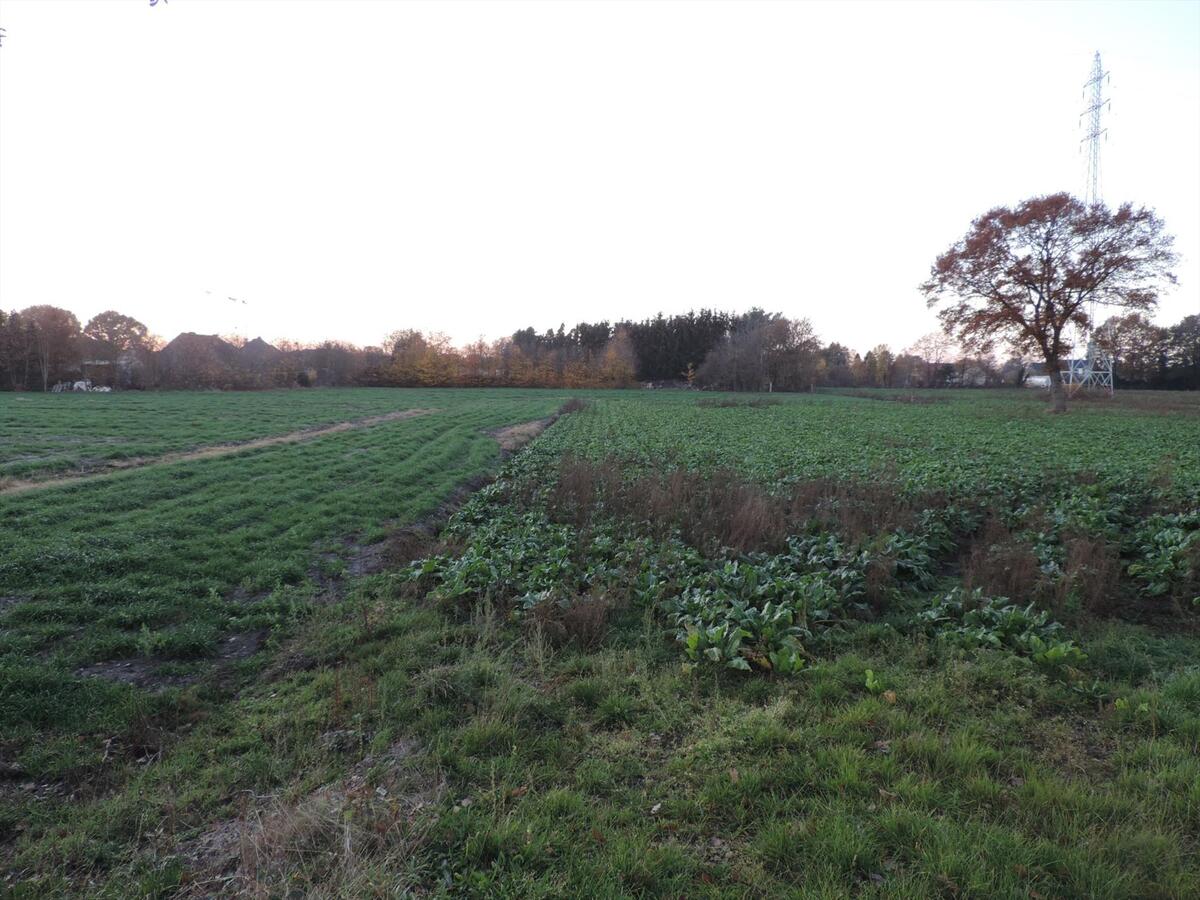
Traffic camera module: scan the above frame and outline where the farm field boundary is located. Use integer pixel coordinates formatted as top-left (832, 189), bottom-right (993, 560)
top-left (0, 407), bottom-right (437, 495)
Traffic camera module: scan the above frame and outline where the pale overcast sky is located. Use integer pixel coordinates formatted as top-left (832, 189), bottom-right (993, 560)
top-left (0, 0), bottom-right (1197, 353)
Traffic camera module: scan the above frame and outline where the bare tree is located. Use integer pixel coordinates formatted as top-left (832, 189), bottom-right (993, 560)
top-left (907, 332), bottom-right (957, 387)
top-left (697, 316), bottom-right (822, 392)
top-left (921, 194), bottom-right (1177, 412)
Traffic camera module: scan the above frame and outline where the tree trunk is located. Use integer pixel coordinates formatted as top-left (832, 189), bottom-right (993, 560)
top-left (1047, 356), bottom-right (1067, 413)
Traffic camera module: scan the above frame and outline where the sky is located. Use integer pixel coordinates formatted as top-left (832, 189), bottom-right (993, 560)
top-left (0, 0), bottom-right (1197, 354)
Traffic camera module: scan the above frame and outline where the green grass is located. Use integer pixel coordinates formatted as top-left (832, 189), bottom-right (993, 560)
top-left (11, 577), bottom-right (1195, 897)
top-left (0, 387), bottom-right (558, 480)
top-left (2, 387), bottom-right (1198, 897)
top-left (0, 391), bottom-right (567, 784)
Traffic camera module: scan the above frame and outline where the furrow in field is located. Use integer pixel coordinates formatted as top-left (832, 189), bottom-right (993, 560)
top-left (0, 407), bottom-right (438, 495)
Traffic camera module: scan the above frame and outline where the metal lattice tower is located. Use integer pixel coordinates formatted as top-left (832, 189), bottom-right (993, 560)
top-left (1063, 51), bottom-right (1115, 395)
top-left (1081, 51), bottom-right (1109, 206)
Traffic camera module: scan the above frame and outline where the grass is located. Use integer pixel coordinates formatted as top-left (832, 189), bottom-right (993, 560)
top-left (11, 576), bottom-right (1194, 897)
top-left (0, 387), bottom-right (562, 480)
top-left (2, 387), bottom-right (1199, 897)
top-left (0, 391), bottom-right (566, 789)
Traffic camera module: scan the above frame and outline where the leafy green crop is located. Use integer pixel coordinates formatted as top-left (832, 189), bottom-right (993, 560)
top-left (916, 588), bottom-right (1087, 668)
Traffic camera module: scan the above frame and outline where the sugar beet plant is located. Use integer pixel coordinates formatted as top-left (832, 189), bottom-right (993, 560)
top-left (402, 413), bottom-right (1099, 677)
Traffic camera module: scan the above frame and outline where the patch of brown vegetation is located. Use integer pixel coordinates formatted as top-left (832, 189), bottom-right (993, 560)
top-left (548, 455), bottom-right (936, 557)
top-left (1056, 536), bottom-right (1121, 618)
top-left (178, 740), bottom-right (441, 897)
top-left (1, 408), bottom-right (437, 496)
top-left (841, 390), bottom-right (946, 405)
top-left (524, 590), bottom-right (619, 649)
top-left (489, 418), bottom-right (553, 454)
top-left (557, 397), bottom-right (590, 415)
top-left (962, 519), bottom-right (1045, 603)
top-left (787, 476), bottom-right (938, 545)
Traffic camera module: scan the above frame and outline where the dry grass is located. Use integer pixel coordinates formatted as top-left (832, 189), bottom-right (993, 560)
top-left (786, 476), bottom-right (936, 545)
top-left (842, 390), bottom-right (945, 405)
top-left (963, 519), bottom-right (1046, 604)
top-left (548, 456), bottom-right (932, 557)
top-left (558, 397), bottom-right (590, 415)
top-left (179, 740), bottom-right (441, 898)
top-left (1056, 536), bottom-right (1121, 618)
top-left (524, 590), bottom-right (618, 649)
top-left (550, 457), bottom-right (787, 553)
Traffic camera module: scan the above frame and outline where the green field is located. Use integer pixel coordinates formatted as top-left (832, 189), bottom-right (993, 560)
top-left (0, 388), bottom-right (553, 481)
top-left (2, 388), bottom-right (1199, 897)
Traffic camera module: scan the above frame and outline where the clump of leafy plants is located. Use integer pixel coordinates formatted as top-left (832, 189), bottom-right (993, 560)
top-left (915, 588), bottom-right (1086, 668)
top-left (1126, 510), bottom-right (1200, 609)
top-left (666, 566), bottom-right (840, 673)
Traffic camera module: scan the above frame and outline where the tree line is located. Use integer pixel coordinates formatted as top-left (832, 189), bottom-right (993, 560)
top-left (1, 302), bottom-right (1196, 392)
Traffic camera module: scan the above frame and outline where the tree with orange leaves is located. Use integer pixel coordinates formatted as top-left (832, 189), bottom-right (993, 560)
top-left (921, 194), bottom-right (1177, 412)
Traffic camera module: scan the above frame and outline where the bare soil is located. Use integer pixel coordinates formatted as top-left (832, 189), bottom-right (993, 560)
top-left (74, 658), bottom-right (200, 693)
top-left (74, 630), bottom-right (268, 692)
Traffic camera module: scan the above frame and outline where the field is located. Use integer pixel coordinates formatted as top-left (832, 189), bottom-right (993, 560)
top-left (2, 388), bottom-right (1199, 897)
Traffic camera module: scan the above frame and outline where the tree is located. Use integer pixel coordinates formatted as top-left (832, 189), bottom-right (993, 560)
top-left (598, 327), bottom-right (637, 387)
top-left (1165, 315), bottom-right (1200, 390)
top-left (769, 318), bottom-right (823, 391)
top-left (867, 344), bottom-right (894, 387)
top-left (921, 194), bottom-right (1177, 412)
top-left (907, 332), bottom-right (957, 387)
top-left (0, 310), bottom-right (10, 389)
top-left (83, 310), bottom-right (150, 351)
top-left (1094, 313), bottom-right (1167, 385)
top-left (696, 316), bottom-right (822, 393)
top-left (819, 343), bottom-right (855, 387)
top-left (20, 305), bottom-right (82, 391)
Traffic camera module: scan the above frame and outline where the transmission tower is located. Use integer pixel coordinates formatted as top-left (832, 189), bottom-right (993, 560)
top-left (1063, 51), bottom-right (1114, 395)
top-left (1081, 51), bottom-right (1110, 205)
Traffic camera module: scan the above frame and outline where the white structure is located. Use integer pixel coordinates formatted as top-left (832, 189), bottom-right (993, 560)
top-left (1081, 51), bottom-right (1110, 206)
top-left (1058, 53), bottom-right (1115, 397)
top-left (1061, 343), bottom-right (1114, 395)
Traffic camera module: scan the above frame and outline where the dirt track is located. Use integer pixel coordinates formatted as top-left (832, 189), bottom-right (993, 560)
top-left (0, 408), bottom-right (436, 496)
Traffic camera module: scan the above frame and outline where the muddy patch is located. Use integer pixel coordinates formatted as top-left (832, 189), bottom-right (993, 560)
top-left (74, 631), bottom-right (267, 692)
top-left (218, 630), bottom-right (268, 662)
top-left (0, 595), bottom-right (26, 616)
top-left (75, 658), bottom-right (202, 692)
top-left (345, 541), bottom-right (389, 578)
top-left (2, 407), bottom-right (437, 496)
top-left (226, 586), bottom-right (271, 606)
